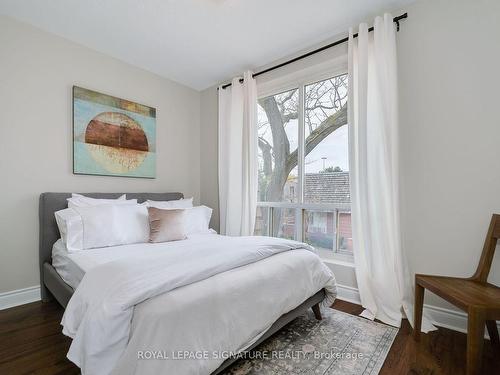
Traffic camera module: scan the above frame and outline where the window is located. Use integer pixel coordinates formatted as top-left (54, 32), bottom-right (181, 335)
top-left (255, 73), bottom-right (352, 258)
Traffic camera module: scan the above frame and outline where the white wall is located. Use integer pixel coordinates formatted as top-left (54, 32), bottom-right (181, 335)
top-left (0, 16), bottom-right (201, 293)
top-left (200, 0), bottom-right (500, 319)
top-left (398, 0), bottom-right (500, 311)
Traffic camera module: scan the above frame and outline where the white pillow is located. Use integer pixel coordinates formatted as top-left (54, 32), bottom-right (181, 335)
top-left (184, 205), bottom-right (213, 235)
top-left (67, 194), bottom-right (137, 209)
top-left (55, 204), bottom-right (149, 251)
top-left (145, 197), bottom-right (193, 209)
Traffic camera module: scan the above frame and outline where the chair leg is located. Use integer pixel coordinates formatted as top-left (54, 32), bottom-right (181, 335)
top-left (312, 303), bottom-right (322, 320)
top-left (467, 309), bottom-right (485, 375)
top-left (486, 320), bottom-right (500, 348)
top-left (413, 282), bottom-right (425, 341)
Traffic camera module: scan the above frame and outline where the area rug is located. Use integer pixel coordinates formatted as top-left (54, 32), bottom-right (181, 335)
top-left (222, 308), bottom-right (398, 375)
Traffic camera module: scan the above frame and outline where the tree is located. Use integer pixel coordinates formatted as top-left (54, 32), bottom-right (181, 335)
top-left (258, 74), bottom-right (348, 202)
top-left (257, 75), bottom-right (348, 234)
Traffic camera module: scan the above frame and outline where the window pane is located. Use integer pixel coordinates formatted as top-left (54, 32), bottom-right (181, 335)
top-left (304, 75), bottom-right (349, 205)
top-left (254, 206), bottom-right (270, 236)
top-left (272, 208), bottom-right (296, 240)
top-left (304, 210), bottom-right (335, 252)
top-left (258, 89), bottom-right (298, 202)
top-left (337, 211), bottom-right (353, 255)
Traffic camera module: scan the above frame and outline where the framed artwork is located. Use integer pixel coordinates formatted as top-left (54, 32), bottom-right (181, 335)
top-left (73, 86), bottom-right (156, 178)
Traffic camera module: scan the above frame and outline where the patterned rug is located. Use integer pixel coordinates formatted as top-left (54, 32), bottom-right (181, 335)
top-left (222, 308), bottom-right (398, 375)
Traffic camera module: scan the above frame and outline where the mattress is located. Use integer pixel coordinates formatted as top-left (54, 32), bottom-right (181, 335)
top-left (51, 233), bottom-right (218, 289)
top-left (52, 239), bottom-right (85, 289)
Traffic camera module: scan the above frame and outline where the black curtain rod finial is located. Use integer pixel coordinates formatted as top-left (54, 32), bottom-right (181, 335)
top-left (393, 12), bottom-right (408, 32)
top-left (219, 12), bottom-right (407, 90)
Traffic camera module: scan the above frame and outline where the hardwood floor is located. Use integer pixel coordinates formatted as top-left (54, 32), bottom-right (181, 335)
top-left (0, 299), bottom-right (498, 374)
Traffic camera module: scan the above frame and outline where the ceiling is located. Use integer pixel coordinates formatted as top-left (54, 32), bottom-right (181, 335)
top-left (0, 0), bottom-right (415, 90)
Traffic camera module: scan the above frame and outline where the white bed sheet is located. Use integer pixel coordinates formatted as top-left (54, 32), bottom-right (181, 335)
top-left (52, 234), bottom-right (217, 289)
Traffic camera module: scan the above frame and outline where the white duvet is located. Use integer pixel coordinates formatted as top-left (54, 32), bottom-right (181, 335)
top-left (61, 235), bottom-right (337, 375)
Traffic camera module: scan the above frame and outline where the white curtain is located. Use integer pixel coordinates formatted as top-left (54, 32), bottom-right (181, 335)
top-left (348, 14), bottom-right (434, 331)
top-left (218, 71), bottom-right (258, 236)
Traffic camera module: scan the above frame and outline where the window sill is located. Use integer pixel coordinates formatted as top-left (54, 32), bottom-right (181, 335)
top-left (321, 257), bottom-right (356, 268)
top-left (316, 249), bottom-right (355, 267)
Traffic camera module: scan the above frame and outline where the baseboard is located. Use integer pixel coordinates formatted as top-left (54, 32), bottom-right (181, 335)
top-left (423, 304), bottom-right (500, 338)
top-left (335, 284), bottom-right (500, 336)
top-left (336, 284), bottom-right (362, 305)
top-left (0, 286), bottom-right (41, 310)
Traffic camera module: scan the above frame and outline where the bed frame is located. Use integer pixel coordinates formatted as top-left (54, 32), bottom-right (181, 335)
top-left (39, 192), bottom-right (325, 374)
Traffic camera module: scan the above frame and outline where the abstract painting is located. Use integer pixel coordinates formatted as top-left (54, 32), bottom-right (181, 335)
top-left (73, 86), bottom-right (156, 178)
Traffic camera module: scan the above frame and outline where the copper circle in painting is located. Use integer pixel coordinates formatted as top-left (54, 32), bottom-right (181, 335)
top-left (84, 112), bottom-right (149, 173)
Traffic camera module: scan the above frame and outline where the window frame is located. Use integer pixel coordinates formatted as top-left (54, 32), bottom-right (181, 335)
top-left (256, 58), bottom-right (353, 262)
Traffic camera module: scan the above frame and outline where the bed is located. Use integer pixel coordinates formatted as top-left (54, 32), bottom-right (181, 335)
top-left (39, 192), bottom-right (336, 375)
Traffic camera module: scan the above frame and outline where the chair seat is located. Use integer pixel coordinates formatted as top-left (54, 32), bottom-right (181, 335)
top-left (416, 274), bottom-right (500, 311)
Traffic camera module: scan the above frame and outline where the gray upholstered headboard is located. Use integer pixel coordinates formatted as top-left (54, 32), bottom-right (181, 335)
top-left (39, 192), bottom-right (183, 297)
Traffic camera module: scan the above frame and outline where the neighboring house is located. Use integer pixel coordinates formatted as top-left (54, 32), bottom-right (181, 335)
top-left (303, 172), bottom-right (350, 206)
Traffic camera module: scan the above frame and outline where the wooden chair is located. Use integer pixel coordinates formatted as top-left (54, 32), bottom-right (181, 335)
top-left (413, 214), bottom-right (500, 375)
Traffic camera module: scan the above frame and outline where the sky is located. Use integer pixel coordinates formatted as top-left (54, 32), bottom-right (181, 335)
top-left (305, 124), bottom-right (349, 172)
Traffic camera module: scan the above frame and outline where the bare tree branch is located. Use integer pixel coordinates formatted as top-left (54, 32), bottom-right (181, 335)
top-left (285, 105), bottom-right (347, 175)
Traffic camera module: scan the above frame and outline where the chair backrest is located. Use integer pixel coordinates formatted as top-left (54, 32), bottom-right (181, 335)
top-left (472, 214), bottom-right (500, 283)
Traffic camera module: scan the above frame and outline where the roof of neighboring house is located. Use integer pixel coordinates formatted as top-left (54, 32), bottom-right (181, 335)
top-left (304, 172), bottom-right (351, 204)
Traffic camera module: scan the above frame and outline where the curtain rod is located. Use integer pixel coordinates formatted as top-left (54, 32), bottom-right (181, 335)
top-left (220, 12), bottom-right (407, 90)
